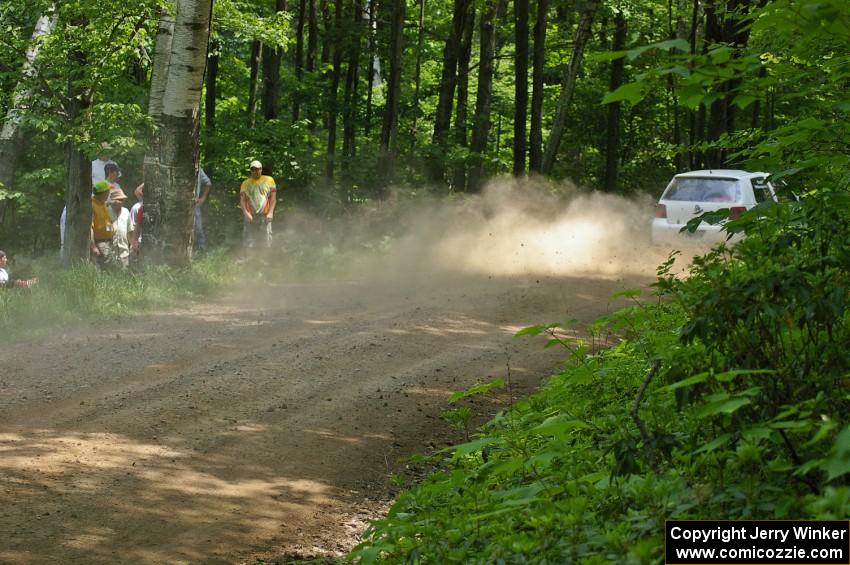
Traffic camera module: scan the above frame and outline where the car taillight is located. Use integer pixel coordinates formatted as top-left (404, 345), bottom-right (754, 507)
top-left (655, 204), bottom-right (667, 218)
top-left (729, 206), bottom-right (747, 220)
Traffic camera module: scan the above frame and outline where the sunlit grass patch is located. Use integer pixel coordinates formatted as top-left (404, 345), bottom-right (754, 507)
top-left (0, 250), bottom-right (236, 339)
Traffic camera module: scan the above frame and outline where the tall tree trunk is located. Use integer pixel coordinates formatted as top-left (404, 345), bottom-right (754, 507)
top-left (430, 0), bottom-right (471, 185)
top-left (688, 0), bottom-right (700, 168)
top-left (468, 0), bottom-right (498, 192)
top-left (467, 0), bottom-right (507, 192)
top-left (378, 0), bottom-right (404, 182)
top-left (321, 0), bottom-right (331, 66)
top-left (704, 0), bottom-right (724, 167)
top-left (343, 0), bottom-right (363, 164)
top-left (307, 0), bottom-right (318, 72)
top-left (306, 0), bottom-right (319, 130)
top-left (528, 0), bottom-right (547, 173)
top-left (325, 0), bottom-right (344, 180)
top-left (320, 0), bottom-right (332, 129)
top-left (205, 36), bottom-right (220, 131)
top-left (364, 0), bottom-right (377, 137)
top-left (673, 0), bottom-right (688, 170)
top-left (410, 0), bottom-right (426, 145)
top-left (262, 0), bottom-right (286, 121)
top-left (705, 0), bottom-right (754, 167)
top-left (247, 40), bottom-right (262, 127)
top-left (293, 0), bottom-right (307, 121)
top-left (541, 0), bottom-right (597, 175)
top-left (513, 0), bottom-right (529, 176)
top-left (142, 4), bottom-right (175, 264)
top-left (603, 10), bottom-right (626, 192)
top-left (0, 12), bottom-right (56, 195)
top-left (453, 6), bottom-right (475, 191)
top-left (145, 0), bottom-right (213, 267)
top-left (63, 40), bottom-right (92, 267)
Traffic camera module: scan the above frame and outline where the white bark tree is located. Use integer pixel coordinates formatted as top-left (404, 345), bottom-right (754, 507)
top-left (143, 0), bottom-right (213, 266)
top-left (141, 4), bottom-right (175, 256)
top-left (0, 11), bottom-right (57, 194)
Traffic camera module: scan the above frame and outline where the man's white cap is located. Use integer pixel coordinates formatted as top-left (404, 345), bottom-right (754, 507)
top-left (250, 160), bottom-right (262, 170)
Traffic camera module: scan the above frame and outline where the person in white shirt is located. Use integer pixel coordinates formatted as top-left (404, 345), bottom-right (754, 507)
top-left (91, 146), bottom-right (112, 186)
top-left (0, 250), bottom-right (37, 288)
top-left (106, 188), bottom-right (135, 269)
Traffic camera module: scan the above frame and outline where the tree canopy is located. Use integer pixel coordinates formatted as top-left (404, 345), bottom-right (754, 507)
top-left (0, 0), bottom-right (846, 260)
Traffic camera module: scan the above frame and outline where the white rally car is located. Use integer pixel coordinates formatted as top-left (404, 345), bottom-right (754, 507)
top-left (651, 169), bottom-right (778, 244)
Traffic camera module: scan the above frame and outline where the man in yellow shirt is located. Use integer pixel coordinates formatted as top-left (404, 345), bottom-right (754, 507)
top-left (239, 160), bottom-right (277, 248)
top-left (90, 180), bottom-right (113, 268)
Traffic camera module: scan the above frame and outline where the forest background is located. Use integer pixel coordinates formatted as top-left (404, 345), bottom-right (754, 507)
top-left (1, 0), bottom-right (826, 262)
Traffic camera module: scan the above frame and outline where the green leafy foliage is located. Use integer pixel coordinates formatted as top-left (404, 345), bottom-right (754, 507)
top-left (351, 180), bottom-right (850, 561)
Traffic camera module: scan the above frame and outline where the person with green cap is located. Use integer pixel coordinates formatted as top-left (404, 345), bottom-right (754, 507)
top-left (90, 180), bottom-right (113, 268)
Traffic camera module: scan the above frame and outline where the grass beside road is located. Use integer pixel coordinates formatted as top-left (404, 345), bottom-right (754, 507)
top-left (0, 250), bottom-right (237, 339)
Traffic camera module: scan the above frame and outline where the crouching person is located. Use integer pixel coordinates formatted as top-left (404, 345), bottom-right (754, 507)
top-left (0, 250), bottom-right (38, 288)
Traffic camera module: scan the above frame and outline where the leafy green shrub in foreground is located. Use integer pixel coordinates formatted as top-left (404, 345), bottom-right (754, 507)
top-left (351, 193), bottom-right (850, 563)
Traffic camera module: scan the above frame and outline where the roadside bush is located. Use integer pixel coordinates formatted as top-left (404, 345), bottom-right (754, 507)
top-left (350, 191), bottom-right (850, 563)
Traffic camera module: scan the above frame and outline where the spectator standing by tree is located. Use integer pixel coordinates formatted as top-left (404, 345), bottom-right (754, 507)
top-left (61, 156), bottom-right (121, 259)
top-left (91, 145), bottom-right (112, 185)
top-left (194, 167), bottom-right (211, 252)
top-left (130, 183), bottom-right (144, 260)
top-left (106, 188), bottom-right (135, 269)
top-left (239, 160), bottom-right (277, 248)
top-left (104, 161), bottom-right (122, 191)
top-left (90, 180), bottom-right (113, 268)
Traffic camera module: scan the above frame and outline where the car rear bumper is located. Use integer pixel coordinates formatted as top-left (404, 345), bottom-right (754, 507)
top-left (651, 219), bottom-right (742, 245)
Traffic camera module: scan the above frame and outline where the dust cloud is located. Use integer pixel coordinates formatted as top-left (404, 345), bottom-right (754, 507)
top-left (274, 177), bottom-right (671, 282)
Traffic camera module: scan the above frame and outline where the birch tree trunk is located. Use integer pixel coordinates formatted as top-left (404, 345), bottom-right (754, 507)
top-left (0, 12), bottom-right (57, 194)
top-left (144, 0), bottom-right (213, 267)
top-left (143, 4), bottom-right (175, 261)
top-left (540, 0), bottom-right (597, 175)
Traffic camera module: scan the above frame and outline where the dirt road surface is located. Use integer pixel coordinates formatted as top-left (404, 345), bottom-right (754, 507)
top-left (0, 271), bottom-right (652, 563)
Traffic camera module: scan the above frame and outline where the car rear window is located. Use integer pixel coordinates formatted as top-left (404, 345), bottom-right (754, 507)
top-left (751, 177), bottom-right (773, 203)
top-left (663, 177), bottom-right (742, 202)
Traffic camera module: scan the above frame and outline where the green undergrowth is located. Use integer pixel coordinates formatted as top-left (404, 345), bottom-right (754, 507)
top-left (0, 250), bottom-right (237, 338)
top-left (350, 191), bottom-right (850, 563)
